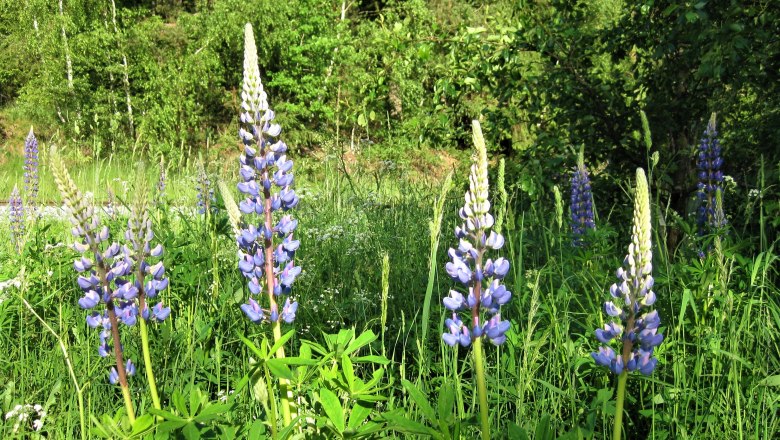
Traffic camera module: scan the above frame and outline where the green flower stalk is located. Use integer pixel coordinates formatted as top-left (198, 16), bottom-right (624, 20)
top-left (124, 177), bottom-right (170, 412)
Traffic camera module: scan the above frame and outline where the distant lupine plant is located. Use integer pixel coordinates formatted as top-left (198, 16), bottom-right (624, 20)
top-left (196, 157), bottom-right (215, 215)
top-left (155, 156), bottom-right (166, 207)
top-left (9, 185), bottom-right (25, 253)
top-left (50, 147), bottom-right (138, 422)
top-left (442, 120), bottom-right (510, 440)
top-left (235, 22), bottom-right (300, 426)
top-left (570, 150), bottom-right (595, 246)
top-left (23, 127), bottom-right (39, 218)
top-left (696, 112), bottom-right (726, 235)
top-left (592, 168), bottom-right (663, 440)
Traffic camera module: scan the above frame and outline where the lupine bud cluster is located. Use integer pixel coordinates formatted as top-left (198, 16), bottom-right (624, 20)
top-left (196, 159), bottom-right (215, 215)
top-left (236, 23), bottom-right (300, 325)
top-left (592, 169), bottom-right (663, 375)
top-left (696, 113), bottom-right (726, 233)
top-left (442, 121), bottom-right (511, 347)
top-left (23, 127), bottom-right (39, 218)
top-left (570, 157), bottom-right (595, 246)
top-left (51, 147), bottom-right (136, 385)
top-left (125, 198), bottom-right (170, 323)
top-left (9, 185), bottom-right (25, 253)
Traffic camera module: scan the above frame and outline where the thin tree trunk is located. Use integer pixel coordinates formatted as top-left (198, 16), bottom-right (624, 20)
top-left (109, 0), bottom-right (135, 139)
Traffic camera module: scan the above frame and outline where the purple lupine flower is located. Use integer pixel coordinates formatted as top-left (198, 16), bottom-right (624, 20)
top-left (124, 196), bottom-right (170, 323)
top-left (196, 159), bottom-right (215, 215)
top-left (696, 113), bottom-right (726, 234)
top-left (592, 169), bottom-right (663, 375)
top-left (50, 147), bottom-right (136, 385)
top-left (236, 24), bottom-right (300, 324)
top-left (442, 121), bottom-right (511, 347)
top-left (570, 154), bottom-right (595, 246)
top-left (9, 185), bottom-right (25, 253)
top-left (23, 127), bottom-right (39, 218)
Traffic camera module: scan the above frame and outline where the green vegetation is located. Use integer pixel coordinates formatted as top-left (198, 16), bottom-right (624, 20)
top-left (1, 0), bottom-right (779, 438)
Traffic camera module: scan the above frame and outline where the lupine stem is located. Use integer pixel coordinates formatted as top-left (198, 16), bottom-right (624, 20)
top-left (138, 318), bottom-right (161, 411)
top-left (106, 302), bottom-right (136, 423)
top-left (263, 172), bottom-right (295, 426)
top-left (472, 336), bottom-right (490, 440)
top-left (613, 371), bottom-right (628, 440)
top-left (92, 243), bottom-right (136, 423)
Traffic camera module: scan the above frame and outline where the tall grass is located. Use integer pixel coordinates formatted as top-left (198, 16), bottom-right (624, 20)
top-left (0, 152), bottom-right (777, 438)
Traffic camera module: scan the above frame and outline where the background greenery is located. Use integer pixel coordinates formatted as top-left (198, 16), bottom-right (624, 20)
top-left (0, 0), bottom-right (779, 438)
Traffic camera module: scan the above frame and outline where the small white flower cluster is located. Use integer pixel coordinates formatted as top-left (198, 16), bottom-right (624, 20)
top-left (0, 278), bottom-right (22, 305)
top-left (748, 188), bottom-right (760, 199)
top-left (4, 403), bottom-right (46, 433)
top-left (216, 389), bottom-right (235, 403)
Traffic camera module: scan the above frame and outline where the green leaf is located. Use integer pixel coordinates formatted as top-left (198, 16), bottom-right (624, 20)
top-left (193, 403), bottom-right (232, 423)
top-left (344, 330), bottom-right (376, 356)
top-left (148, 408), bottom-right (188, 424)
top-left (269, 330), bottom-right (296, 355)
top-left (759, 375), bottom-right (780, 387)
top-left (352, 355), bottom-right (390, 365)
top-left (535, 414), bottom-right (553, 440)
top-left (347, 401), bottom-right (373, 430)
top-left (248, 419), bottom-right (267, 439)
top-left (508, 422), bottom-right (529, 440)
top-left (341, 354), bottom-right (355, 390)
top-left (182, 422), bottom-right (201, 440)
top-left (383, 410), bottom-right (444, 439)
top-left (319, 388), bottom-right (345, 433)
top-left (267, 359), bottom-right (294, 380)
top-left (357, 114), bottom-right (367, 127)
top-left (401, 379), bottom-right (437, 425)
top-left (130, 414), bottom-right (156, 436)
top-left (437, 382), bottom-right (455, 425)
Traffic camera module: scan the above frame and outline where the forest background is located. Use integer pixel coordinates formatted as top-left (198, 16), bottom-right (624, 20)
top-left (1, 0), bottom-right (778, 226)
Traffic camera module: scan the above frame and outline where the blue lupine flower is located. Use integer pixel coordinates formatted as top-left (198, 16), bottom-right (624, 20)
top-left (125, 200), bottom-right (170, 323)
top-left (236, 23), bottom-right (300, 324)
top-left (570, 154), bottom-right (595, 246)
top-left (23, 127), bottom-right (39, 218)
top-left (442, 121), bottom-right (511, 347)
top-left (109, 360), bottom-right (136, 385)
top-left (51, 147), bottom-right (136, 385)
top-left (592, 169), bottom-right (663, 375)
top-left (696, 113), bottom-right (726, 234)
top-left (9, 185), bottom-right (24, 253)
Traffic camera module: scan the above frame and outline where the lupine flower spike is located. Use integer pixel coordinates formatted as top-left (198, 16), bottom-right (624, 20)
top-left (124, 177), bottom-right (169, 411)
top-left (50, 146), bottom-right (137, 423)
top-left (592, 168), bottom-right (663, 440)
top-left (236, 22), bottom-right (300, 426)
top-left (196, 156), bottom-right (215, 215)
top-left (155, 156), bottom-right (166, 207)
top-left (9, 185), bottom-right (25, 253)
top-left (442, 120), bottom-right (511, 440)
top-left (696, 112), bottom-right (726, 236)
top-left (570, 148), bottom-right (596, 246)
top-left (24, 127), bottom-right (39, 219)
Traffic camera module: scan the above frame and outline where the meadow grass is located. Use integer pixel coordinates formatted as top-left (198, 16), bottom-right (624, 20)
top-left (0, 148), bottom-right (778, 439)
